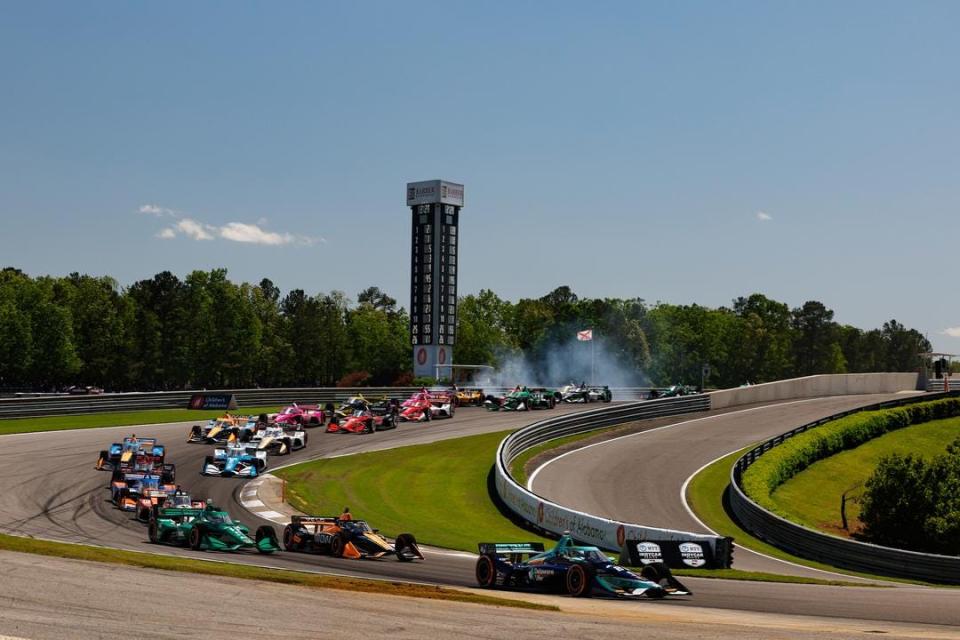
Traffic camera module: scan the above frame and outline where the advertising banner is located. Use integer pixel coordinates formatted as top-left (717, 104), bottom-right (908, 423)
top-left (187, 393), bottom-right (238, 410)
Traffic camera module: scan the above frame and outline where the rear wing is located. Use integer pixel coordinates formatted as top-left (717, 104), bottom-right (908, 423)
top-left (157, 507), bottom-right (203, 518)
top-left (290, 516), bottom-right (339, 525)
top-left (478, 542), bottom-right (545, 558)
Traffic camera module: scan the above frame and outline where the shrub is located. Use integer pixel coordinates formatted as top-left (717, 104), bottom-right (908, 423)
top-left (859, 439), bottom-right (960, 554)
top-left (742, 398), bottom-right (960, 514)
top-left (391, 371), bottom-right (415, 386)
top-left (411, 376), bottom-right (437, 387)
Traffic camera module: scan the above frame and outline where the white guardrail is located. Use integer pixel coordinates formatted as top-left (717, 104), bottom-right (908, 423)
top-left (494, 395), bottom-right (733, 564)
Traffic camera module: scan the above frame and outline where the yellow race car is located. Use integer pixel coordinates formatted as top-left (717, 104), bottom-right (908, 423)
top-left (455, 388), bottom-right (485, 407)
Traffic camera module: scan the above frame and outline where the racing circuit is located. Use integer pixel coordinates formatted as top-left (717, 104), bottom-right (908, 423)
top-left (2, 389), bottom-right (960, 634)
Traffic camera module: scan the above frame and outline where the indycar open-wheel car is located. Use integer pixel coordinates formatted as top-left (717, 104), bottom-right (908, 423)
top-left (474, 535), bottom-right (690, 599)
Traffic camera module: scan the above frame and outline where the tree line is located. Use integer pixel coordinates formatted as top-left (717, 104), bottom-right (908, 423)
top-left (0, 268), bottom-right (931, 391)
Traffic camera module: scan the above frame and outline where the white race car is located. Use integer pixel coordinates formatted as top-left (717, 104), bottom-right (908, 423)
top-left (250, 425), bottom-right (307, 455)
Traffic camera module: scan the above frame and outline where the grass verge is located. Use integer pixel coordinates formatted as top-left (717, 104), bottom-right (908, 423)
top-left (0, 406), bottom-right (283, 436)
top-left (278, 430), bottom-right (554, 552)
top-left (770, 417), bottom-right (960, 537)
top-left (685, 449), bottom-right (919, 586)
top-left (0, 532), bottom-right (556, 611)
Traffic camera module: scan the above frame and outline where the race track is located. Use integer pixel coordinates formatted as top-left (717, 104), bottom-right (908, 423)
top-left (2, 398), bottom-right (960, 629)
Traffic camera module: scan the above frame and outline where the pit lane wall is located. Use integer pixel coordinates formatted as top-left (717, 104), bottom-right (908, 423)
top-left (494, 396), bottom-right (734, 566)
top-left (709, 373), bottom-right (921, 410)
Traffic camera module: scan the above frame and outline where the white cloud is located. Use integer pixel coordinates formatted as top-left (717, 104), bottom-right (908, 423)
top-left (756, 211), bottom-right (773, 221)
top-left (942, 327), bottom-right (960, 338)
top-left (175, 218), bottom-right (215, 241)
top-left (139, 205), bottom-right (318, 246)
top-left (220, 222), bottom-right (296, 246)
top-left (139, 204), bottom-right (175, 216)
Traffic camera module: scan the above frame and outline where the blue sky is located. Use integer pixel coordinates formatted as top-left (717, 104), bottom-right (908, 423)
top-left (2, 1), bottom-right (959, 350)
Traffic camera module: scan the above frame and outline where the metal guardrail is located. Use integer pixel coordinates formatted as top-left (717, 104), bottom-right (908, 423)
top-left (0, 387), bottom-right (659, 419)
top-left (729, 391), bottom-right (960, 583)
top-left (494, 395), bottom-right (734, 563)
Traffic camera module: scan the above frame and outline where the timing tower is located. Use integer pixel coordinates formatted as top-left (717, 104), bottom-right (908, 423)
top-left (406, 179), bottom-right (464, 378)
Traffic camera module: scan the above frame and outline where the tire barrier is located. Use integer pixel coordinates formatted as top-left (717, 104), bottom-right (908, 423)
top-left (0, 386), bottom-right (660, 419)
top-left (494, 395), bottom-right (735, 567)
top-left (729, 391), bottom-right (960, 584)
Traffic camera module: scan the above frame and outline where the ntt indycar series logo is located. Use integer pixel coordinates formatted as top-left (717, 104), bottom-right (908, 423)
top-left (680, 542), bottom-right (706, 567)
top-left (635, 541), bottom-right (663, 564)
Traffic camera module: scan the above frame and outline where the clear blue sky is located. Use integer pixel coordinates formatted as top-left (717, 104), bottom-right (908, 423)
top-left (2, 1), bottom-right (958, 350)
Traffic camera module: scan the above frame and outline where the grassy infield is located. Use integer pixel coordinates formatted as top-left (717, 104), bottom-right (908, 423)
top-left (4, 404), bottom-right (952, 598)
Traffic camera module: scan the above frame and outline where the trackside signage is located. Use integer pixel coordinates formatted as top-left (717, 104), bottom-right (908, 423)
top-left (187, 393), bottom-right (238, 411)
top-left (406, 179), bottom-right (465, 207)
top-left (494, 469), bottom-right (725, 566)
top-left (619, 539), bottom-right (732, 569)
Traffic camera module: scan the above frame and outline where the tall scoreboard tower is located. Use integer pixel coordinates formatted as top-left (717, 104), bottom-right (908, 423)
top-left (406, 179), bottom-right (464, 379)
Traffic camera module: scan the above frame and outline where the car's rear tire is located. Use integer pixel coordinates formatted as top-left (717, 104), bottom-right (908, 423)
top-left (475, 555), bottom-right (497, 587)
top-left (202, 456), bottom-right (214, 475)
top-left (640, 562), bottom-right (667, 584)
top-left (97, 450), bottom-right (109, 469)
top-left (330, 532), bottom-right (346, 558)
top-left (565, 564), bottom-right (593, 597)
top-left (189, 526), bottom-right (203, 550)
top-left (302, 432), bottom-right (308, 447)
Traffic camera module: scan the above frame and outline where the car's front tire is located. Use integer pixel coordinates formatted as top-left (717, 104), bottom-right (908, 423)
top-left (565, 564), bottom-right (593, 597)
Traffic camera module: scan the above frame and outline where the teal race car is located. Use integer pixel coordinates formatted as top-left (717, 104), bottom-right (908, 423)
top-left (147, 502), bottom-right (280, 554)
top-left (475, 535), bottom-right (690, 599)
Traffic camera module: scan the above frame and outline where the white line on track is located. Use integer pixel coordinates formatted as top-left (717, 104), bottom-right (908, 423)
top-left (525, 397), bottom-right (830, 491)
top-left (242, 499), bottom-right (265, 509)
top-left (255, 510), bottom-right (286, 520)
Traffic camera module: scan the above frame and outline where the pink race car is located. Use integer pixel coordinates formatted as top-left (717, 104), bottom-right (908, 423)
top-left (272, 403), bottom-right (326, 427)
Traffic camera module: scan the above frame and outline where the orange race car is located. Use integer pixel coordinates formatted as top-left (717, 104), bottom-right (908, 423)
top-left (280, 515), bottom-right (423, 561)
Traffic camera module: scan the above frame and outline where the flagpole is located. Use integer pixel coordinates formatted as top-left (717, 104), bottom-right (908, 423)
top-left (591, 327), bottom-right (595, 385)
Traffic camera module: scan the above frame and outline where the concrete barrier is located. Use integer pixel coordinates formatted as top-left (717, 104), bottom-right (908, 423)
top-left (709, 373), bottom-right (920, 410)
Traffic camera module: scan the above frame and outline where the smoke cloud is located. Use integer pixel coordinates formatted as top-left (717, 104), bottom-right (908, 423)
top-left (474, 335), bottom-right (650, 395)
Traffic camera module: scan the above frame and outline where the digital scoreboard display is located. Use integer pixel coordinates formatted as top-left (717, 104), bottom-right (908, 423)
top-left (410, 203), bottom-right (458, 347)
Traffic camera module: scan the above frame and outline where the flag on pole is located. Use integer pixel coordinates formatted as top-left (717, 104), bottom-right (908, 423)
top-left (577, 329), bottom-right (593, 341)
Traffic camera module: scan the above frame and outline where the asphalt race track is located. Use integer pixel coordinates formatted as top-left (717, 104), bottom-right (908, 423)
top-left (2, 398), bottom-right (960, 629)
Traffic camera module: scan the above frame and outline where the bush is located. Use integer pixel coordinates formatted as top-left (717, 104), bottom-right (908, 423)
top-left (859, 439), bottom-right (960, 554)
top-left (742, 398), bottom-right (960, 514)
top-left (411, 376), bottom-right (437, 387)
top-left (336, 371), bottom-right (371, 387)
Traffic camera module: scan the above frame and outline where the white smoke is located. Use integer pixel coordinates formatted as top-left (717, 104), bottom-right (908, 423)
top-left (476, 336), bottom-right (650, 395)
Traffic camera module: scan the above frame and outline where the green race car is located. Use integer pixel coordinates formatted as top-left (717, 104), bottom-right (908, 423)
top-left (147, 502), bottom-right (280, 554)
top-left (485, 387), bottom-right (557, 411)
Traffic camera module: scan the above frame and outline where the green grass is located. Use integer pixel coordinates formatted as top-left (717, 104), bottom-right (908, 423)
top-left (278, 429), bottom-right (554, 552)
top-left (769, 417), bottom-right (960, 537)
top-left (0, 406), bottom-right (283, 436)
top-left (0, 532), bottom-right (555, 610)
top-left (685, 448), bottom-right (925, 586)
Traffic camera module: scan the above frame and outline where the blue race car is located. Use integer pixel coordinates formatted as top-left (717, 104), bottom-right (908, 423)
top-left (201, 443), bottom-right (267, 477)
top-left (474, 535), bottom-right (691, 599)
top-left (97, 436), bottom-right (165, 471)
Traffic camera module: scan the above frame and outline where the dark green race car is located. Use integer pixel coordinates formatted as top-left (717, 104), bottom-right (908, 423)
top-left (147, 502), bottom-right (280, 553)
top-left (485, 387), bottom-right (558, 411)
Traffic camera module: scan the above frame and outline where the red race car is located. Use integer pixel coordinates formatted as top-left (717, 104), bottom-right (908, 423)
top-left (272, 403), bottom-right (326, 427)
top-left (398, 391), bottom-right (455, 422)
top-left (327, 398), bottom-right (399, 434)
